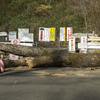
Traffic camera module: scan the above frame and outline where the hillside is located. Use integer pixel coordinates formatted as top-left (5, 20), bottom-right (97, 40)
top-left (0, 0), bottom-right (100, 37)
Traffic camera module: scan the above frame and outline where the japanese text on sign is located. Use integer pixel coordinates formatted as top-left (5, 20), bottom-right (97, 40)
top-left (50, 28), bottom-right (56, 41)
top-left (67, 27), bottom-right (72, 41)
top-left (69, 36), bottom-right (75, 52)
top-left (81, 36), bottom-right (87, 43)
top-left (60, 27), bottom-right (65, 41)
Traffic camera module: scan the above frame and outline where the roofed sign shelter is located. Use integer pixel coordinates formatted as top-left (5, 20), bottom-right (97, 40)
top-left (69, 33), bottom-right (95, 53)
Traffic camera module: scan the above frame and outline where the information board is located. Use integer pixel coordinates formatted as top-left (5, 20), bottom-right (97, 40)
top-left (39, 27), bottom-right (45, 41)
top-left (9, 32), bottom-right (16, 41)
top-left (81, 36), bottom-right (87, 43)
top-left (0, 32), bottom-right (7, 36)
top-left (18, 28), bottom-right (33, 42)
top-left (78, 43), bottom-right (87, 49)
top-left (67, 27), bottom-right (72, 41)
top-left (50, 27), bottom-right (56, 41)
top-left (60, 27), bottom-right (65, 41)
top-left (44, 28), bottom-right (50, 41)
top-left (69, 36), bottom-right (75, 51)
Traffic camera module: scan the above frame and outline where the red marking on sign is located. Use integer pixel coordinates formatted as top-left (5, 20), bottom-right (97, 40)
top-left (70, 37), bottom-right (74, 39)
top-left (70, 28), bottom-right (72, 35)
top-left (71, 39), bottom-right (74, 51)
top-left (41, 31), bottom-right (43, 41)
top-left (50, 31), bottom-right (52, 38)
top-left (83, 37), bottom-right (85, 43)
top-left (12, 54), bottom-right (16, 58)
top-left (13, 40), bottom-right (18, 44)
top-left (68, 30), bottom-right (70, 35)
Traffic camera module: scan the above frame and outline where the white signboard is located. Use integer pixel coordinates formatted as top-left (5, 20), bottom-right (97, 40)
top-left (29, 33), bottom-right (34, 42)
top-left (88, 43), bottom-right (100, 49)
top-left (5, 37), bottom-right (7, 41)
top-left (81, 36), bottom-right (87, 43)
top-left (9, 39), bottom-right (20, 60)
top-left (0, 32), bottom-right (7, 36)
top-left (78, 43), bottom-right (87, 53)
top-left (44, 28), bottom-right (50, 41)
top-left (39, 27), bottom-right (45, 41)
top-left (67, 27), bottom-right (72, 41)
top-left (9, 32), bottom-right (16, 41)
top-left (78, 43), bottom-right (87, 49)
top-left (69, 36), bottom-right (75, 51)
top-left (18, 28), bottom-right (33, 42)
top-left (20, 43), bottom-right (33, 46)
top-left (0, 42), bottom-right (11, 44)
top-left (78, 43), bottom-right (100, 52)
top-left (19, 33), bottom-right (33, 42)
top-left (60, 27), bottom-right (65, 41)
top-left (9, 54), bottom-right (19, 60)
top-left (11, 39), bottom-right (20, 44)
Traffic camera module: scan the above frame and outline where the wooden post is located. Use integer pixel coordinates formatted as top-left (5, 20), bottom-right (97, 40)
top-left (7, 30), bottom-right (9, 42)
top-left (57, 37), bottom-right (60, 50)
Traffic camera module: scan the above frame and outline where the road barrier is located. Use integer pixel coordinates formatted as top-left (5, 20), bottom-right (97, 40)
top-left (0, 55), bottom-right (5, 72)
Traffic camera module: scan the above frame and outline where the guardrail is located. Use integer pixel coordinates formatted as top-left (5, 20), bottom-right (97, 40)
top-left (78, 43), bottom-right (100, 49)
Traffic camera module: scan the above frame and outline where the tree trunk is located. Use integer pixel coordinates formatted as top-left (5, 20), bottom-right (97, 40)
top-left (0, 43), bottom-right (54, 57)
top-left (4, 56), bottom-right (54, 68)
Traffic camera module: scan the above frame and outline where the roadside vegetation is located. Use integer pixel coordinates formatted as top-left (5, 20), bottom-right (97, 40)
top-left (0, 0), bottom-right (100, 37)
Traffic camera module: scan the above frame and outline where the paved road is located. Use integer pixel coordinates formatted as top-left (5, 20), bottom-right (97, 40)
top-left (0, 67), bottom-right (100, 100)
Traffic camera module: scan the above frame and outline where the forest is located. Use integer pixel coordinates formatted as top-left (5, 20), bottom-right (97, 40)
top-left (0, 0), bottom-right (100, 37)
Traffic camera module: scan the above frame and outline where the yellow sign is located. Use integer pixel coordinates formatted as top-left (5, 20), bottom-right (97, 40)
top-left (50, 27), bottom-right (56, 41)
